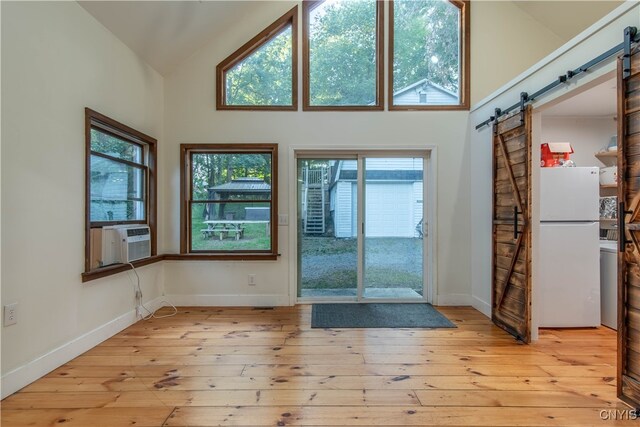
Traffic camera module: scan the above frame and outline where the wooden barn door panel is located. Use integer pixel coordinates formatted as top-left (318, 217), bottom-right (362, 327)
top-left (618, 44), bottom-right (640, 409)
top-left (492, 106), bottom-right (532, 343)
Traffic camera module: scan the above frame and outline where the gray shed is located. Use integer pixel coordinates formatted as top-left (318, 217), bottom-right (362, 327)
top-left (206, 177), bottom-right (271, 220)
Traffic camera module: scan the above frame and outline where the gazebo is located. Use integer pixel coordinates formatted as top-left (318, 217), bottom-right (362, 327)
top-left (206, 177), bottom-right (271, 220)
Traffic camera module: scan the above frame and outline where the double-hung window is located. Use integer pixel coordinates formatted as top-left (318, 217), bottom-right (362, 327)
top-left (180, 144), bottom-right (278, 260)
top-left (84, 108), bottom-right (157, 274)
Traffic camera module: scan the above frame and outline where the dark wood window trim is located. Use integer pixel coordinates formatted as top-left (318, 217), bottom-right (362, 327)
top-left (84, 108), bottom-right (158, 281)
top-left (388, 0), bottom-right (470, 111)
top-left (180, 143), bottom-right (279, 261)
top-left (216, 6), bottom-right (298, 111)
top-left (82, 255), bottom-right (164, 283)
top-left (302, 0), bottom-right (384, 111)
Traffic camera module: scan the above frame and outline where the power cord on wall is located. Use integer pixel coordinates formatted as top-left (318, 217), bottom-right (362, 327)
top-left (127, 262), bottom-right (178, 320)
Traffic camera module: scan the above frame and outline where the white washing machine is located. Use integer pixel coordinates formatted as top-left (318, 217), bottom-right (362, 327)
top-left (600, 241), bottom-right (617, 330)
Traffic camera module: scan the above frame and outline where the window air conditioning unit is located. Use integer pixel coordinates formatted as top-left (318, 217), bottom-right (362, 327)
top-left (101, 225), bottom-right (151, 266)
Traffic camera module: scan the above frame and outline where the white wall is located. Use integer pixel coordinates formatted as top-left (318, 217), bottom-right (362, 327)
top-left (541, 116), bottom-right (617, 167)
top-left (470, 1), bottom-right (564, 104)
top-left (1, 1), bottom-right (165, 396)
top-left (162, 1), bottom-right (474, 306)
top-left (469, 1), bottom-right (639, 318)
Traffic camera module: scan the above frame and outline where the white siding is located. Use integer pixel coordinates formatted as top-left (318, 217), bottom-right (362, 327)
top-left (365, 158), bottom-right (424, 171)
top-left (340, 158), bottom-right (423, 172)
top-left (393, 85), bottom-right (458, 106)
top-left (365, 183), bottom-right (413, 237)
top-left (351, 183), bottom-right (358, 237)
top-left (335, 181), bottom-right (353, 238)
top-left (341, 160), bottom-right (357, 170)
top-left (413, 181), bottom-right (424, 237)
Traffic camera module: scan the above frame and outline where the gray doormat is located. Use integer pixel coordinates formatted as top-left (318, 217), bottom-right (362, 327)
top-left (311, 303), bottom-right (456, 328)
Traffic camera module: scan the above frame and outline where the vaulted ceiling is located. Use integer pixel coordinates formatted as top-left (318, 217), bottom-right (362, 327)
top-left (79, 0), bottom-right (624, 77)
top-left (79, 1), bottom-right (279, 75)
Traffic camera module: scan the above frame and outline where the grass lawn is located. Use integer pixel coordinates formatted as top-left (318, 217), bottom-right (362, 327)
top-left (191, 220), bottom-right (270, 251)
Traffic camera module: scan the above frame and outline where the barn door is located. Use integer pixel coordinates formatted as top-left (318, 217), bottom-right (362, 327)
top-left (618, 30), bottom-right (640, 408)
top-left (492, 105), bottom-right (532, 343)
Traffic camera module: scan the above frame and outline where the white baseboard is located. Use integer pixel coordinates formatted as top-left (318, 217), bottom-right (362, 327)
top-left (164, 294), bottom-right (290, 307)
top-left (1, 296), bottom-right (165, 399)
top-left (472, 295), bottom-right (491, 318)
top-left (435, 294), bottom-right (473, 306)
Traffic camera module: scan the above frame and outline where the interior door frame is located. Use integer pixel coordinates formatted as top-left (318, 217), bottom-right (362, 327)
top-left (290, 146), bottom-right (437, 305)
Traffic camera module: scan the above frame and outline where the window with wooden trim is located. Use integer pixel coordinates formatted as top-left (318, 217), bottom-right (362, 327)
top-left (180, 144), bottom-right (278, 260)
top-left (84, 108), bottom-right (157, 276)
top-left (390, 0), bottom-right (469, 110)
top-left (216, 7), bottom-right (298, 110)
top-left (303, 0), bottom-right (384, 110)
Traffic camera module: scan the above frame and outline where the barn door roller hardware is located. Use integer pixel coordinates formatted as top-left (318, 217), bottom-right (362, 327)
top-left (623, 26), bottom-right (638, 79)
top-left (476, 26), bottom-right (639, 130)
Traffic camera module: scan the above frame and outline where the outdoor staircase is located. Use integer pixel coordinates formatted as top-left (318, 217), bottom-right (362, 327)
top-left (303, 168), bottom-right (326, 234)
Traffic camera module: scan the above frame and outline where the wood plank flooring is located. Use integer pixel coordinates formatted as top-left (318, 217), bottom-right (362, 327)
top-left (0, 305), bottom-right (632, 426)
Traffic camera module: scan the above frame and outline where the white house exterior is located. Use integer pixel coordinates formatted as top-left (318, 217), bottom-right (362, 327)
top-left (393, 79), bottom-right (458, 105)
top-left (90, 156), bottom-right (144, 222)
top-left (329, 159), bottom-right (423, 238)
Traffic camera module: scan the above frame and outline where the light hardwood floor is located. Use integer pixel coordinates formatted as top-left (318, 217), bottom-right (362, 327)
top-left (0, 305), bottom-right (633, 426)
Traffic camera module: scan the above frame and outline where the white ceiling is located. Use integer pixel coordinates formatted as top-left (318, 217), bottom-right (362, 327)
top-left (79, 0), bottom-right (624, 77)
top-left (79, 1), bottom-right (269, 75)
top-left (541, 78), bottom-right (617, 117)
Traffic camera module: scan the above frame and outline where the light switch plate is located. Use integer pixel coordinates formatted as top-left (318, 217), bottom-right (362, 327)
top-left (278, 214), bottom-right (289, 226)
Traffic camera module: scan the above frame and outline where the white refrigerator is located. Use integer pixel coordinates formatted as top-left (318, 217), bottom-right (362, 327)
top-left (538, 167), bottom-right (601, 327)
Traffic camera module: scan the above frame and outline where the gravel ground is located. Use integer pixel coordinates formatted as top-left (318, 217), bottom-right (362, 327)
top-left (300, 237), bottom-right (423, 290)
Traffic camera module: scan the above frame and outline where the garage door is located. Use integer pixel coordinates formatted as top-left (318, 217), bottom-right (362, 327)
top-left (365, 183), bottom-right (413, 237)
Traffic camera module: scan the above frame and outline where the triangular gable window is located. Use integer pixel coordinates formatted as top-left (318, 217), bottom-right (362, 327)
top-left (216, 6), bottom-right (298, 110)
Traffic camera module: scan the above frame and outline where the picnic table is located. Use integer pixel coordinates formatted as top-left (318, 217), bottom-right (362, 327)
top-left (202, 220), bottom-right (270, 241)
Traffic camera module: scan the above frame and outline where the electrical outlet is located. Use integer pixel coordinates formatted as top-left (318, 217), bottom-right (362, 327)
top-left (248, 274), bottom-right (257, 286)
top-left (278, 214), bottom-right (289, 226)
top-left (4, 303), bottom-right (17, 326)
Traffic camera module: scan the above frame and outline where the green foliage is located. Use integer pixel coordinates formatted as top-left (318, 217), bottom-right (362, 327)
top-left (223, 0), bottom-right (461, 107)
top-left (225, 27), bottom-right (292, 106)
top-left (90, 129), bottom-right (142, 163)
top-left (191, 153), bottom-right (271, 200)
top-left (393, 0), bottom-right (460, 95)
top-left (308, 0), bottom-right (378, 106)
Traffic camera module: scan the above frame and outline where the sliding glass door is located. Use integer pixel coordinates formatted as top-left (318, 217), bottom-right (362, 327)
top-left (297, 153), bottom-right (429, 302)
top-left (363, 157), bottom-right (424, 299)
top-left (297, 158), bottom-right (358, 299)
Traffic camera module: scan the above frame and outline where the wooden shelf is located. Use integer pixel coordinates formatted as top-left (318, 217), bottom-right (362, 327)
top-left (595, 151), bottom-right (617, 167)
top-left (600, 184), bottom-right (617, 197)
